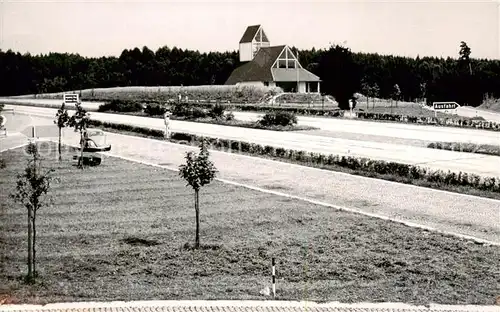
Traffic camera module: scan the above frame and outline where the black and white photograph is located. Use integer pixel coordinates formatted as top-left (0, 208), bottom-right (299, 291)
top-left (0, 1), bottom-right (499, 311)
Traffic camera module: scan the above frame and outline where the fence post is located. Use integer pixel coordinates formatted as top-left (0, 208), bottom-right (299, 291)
top-left (272, 257), bottom-right (276, 299)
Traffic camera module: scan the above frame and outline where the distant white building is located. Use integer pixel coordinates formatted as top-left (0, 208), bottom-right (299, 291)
top-left (225, 25), bottom-right (321, 93)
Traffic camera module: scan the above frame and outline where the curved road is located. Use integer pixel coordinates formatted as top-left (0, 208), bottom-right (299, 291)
top-left (2, 112), bottom-right (500, 244)
top-left (5, 104), bottom-right (500, 178)
top-left (2, 99), bottom-right (499, 146)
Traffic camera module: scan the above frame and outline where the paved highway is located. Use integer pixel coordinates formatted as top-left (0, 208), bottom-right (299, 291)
top-left (233, 111), bottom-right (500, 146)
top-left (2, 114), bottom-right (500, 244)
top-left (2, 99), bottom-right (500, 146)
top-left (457, 106), bottom-right (500, 123)
top-left (5, 104), bottom-right (500, 178)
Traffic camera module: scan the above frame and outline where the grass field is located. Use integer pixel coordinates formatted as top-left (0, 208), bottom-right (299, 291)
top-left (9, 85), bottom-right (283, 104)
top-left (479, 97), bottom-right (500, 113)
top-left (1, 142), bottom-right (499, 305)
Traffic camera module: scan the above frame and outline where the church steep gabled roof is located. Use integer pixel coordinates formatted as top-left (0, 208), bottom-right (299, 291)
top-left (239, 25), bottom-right (261, 43)
top-left (225, 46), bottom-right (285, 84)
top-left (226, 45), bottom-right (321, 84)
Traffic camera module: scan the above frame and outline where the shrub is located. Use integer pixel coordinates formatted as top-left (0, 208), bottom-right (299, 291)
top-left (171, 103), bottom-right (191, 117)
top-left (213, 139), bottom-right (224, 150)
top-left (144, 104), bottom-right (167, 116)
top-left (230, 141), bottom-right (241, 151)
top-left (259, 111), bottom-right (298, 127)
top-left (240, 141), bottom-right (251, 153)
top-left (191, 106), bottom-right (208, 119)
top-left (172, 103), bottom-right (208, 120)
top-left (171, 132), bottom-right (194, 142)
top-left (264, 145), bottom-right (276, 156)
top-left (98, 99), bottom-right (144, 113)
top-left (209, 103), bottom-right (225, 119)
top-left (275, 147), bottom-right (287, 158)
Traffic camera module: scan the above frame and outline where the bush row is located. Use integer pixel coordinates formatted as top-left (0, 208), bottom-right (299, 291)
top-left (236, 107), bottom-right (500, 131)
top-left (139, 102), bottom-right (295, 127)
top-left (167, 134), bottom-right (500, 192)
top-left (97, 99), bottom-right (144, 113)
top-left (86, 118), bottom-right (500, 193)
top-left (274, 93), bottom-right (327, 104)
top-left (356, 112), bottom-right (500, 130)
top-left (428, 142), bottom-right (500, 157)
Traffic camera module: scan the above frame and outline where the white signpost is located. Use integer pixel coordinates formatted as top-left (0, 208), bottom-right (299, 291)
top-left (432, 101), bottom-right (460, 117)
top-left (63, 93), bottom-right (79, 105)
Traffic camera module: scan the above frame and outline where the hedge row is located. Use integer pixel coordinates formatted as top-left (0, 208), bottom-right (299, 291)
top-left (170, 134), bottom-right (500, 192)
top-left (355, 112), bottom-right (500, 130)
top-left (228, 105), bottom-right (500, 131)
top-left (97, 99), bottom-right (143, 113)
top-left (236, 107), bottom-right (500, 131)
top-left (136, 101), bottom-right (345, 117)
top-left (274, 93), bottom-right (327, 104)
top-left (87, 119), bottom-right (500, 193)
top-left (428, 142), bottom-right (500, 157)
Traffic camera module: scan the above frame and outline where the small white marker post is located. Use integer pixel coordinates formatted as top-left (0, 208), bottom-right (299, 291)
top-left (272, 257), bottom-right (276, 299)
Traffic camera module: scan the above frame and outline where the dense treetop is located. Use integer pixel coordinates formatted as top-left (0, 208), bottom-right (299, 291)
top-left (1, 42), bottom-right (498, 107)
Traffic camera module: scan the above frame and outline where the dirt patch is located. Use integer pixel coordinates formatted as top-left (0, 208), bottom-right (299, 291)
top-left (121, 237), bottom-right (160, 247)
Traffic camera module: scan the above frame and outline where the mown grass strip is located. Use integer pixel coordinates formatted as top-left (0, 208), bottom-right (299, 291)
top-left (1, 142), bottom-right (499, 305)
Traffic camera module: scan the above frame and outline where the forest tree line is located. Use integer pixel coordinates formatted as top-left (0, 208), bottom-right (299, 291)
top-left (0, 41), bottom-right (498, 107)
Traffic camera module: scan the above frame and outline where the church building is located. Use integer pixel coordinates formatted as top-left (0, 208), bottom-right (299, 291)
top-left (225, 25), bottom-right (321, 93)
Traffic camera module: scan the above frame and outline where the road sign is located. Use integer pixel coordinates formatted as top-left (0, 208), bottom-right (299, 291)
top-left (21, 126), bottom-right (35, 138)
top-left (64, 93), bottom-right (79, 105)
top-left (433, 102), bottom-right (460, 110)
top-left (20, 125), bottom-right (60, 138)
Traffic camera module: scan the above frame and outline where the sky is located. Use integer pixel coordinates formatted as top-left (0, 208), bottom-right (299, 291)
top-left (0, 0), bottom-right (499, 60)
